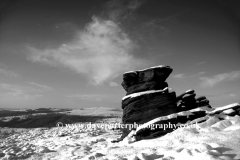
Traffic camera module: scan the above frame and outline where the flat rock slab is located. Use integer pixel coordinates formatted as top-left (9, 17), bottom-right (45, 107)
top-left (125, 82), bottom-right (168, 95)
top-left (209, 103), bottom-right (240, 115)
top-left (122, 65), bottom-right (172, 91)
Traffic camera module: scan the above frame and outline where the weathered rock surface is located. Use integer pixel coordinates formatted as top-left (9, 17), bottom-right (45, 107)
top-left (176, 89), bottom-right (195, 100)
top-left (120, 65), bottom-right (175, 139)
top-left (121, 88), bottom-right (177, 136)
top-left (124, 106), bottom-right (216, 142)
top-left (132, 103), bottom-right (240, 141)
top-left (120, 65), bottom-right (175, 138)
top-left (118, 65), bottom-right (239, 143)
top-left (176, 89), bottom-right (211, 112)
top-left (134, 113), bottom-right (178, 139)
top-left (122, 65), bottom-right (172, 94)
top-left (134, 107), bottom-right (211, 138)
top-left (125, 81), bottom-right (168, 95)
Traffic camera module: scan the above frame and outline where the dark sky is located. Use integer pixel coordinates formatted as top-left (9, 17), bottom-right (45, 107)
top-left (0, 0), bottom-right (240, 108)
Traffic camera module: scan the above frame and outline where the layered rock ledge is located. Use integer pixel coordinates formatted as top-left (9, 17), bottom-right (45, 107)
top-left (122, 65), bottom-right (172, 95)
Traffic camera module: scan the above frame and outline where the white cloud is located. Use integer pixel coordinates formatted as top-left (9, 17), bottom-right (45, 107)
top-left (229, 93), bottom-right (236, 97)
top-left (67, 94), bottom-right (106, 101)
top-left (109, 82), bottom-right (119, 87)
top-left (200, 71), bottom-right (240, 87)
top-left (0, 68), bottom-right (18, 77)
top-left (195, 72), bottom-right (206, 76)
top-left (105, 0), bottom-right (144, 22)
top-left (28, 82), bottom-right (52, 91)
top-left (206, 92), bottom-right (238, 100)
top-left (172, 72), bottom-right (206, 79)
top-left (0, 83), bottom-right (43, 100)
top-left (27, 16), bottom-right (144, 85)
top-left (172, 74), bottom-right (185, 79)
top-left (196, 61), bottom-right (207, 66)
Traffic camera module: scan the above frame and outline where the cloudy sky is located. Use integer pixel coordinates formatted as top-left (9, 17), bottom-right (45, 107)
top-left (0, 0), bottom-right (239, 109)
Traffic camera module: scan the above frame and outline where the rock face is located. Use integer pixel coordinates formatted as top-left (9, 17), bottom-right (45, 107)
top-left (122, 65), bottom-right (172, 95)
top-left (122, 88), bottom-right (177, 124)
top-left (133, 107), bottom-right (212, 140)
top-left (125, 81), bottom-right (168, 95)
top-left (120, 65), bottom-right (176, 137)
top-left (132, 103), bottom-right (240, 141)
top-left (117, 65), bottom-right (239, 143)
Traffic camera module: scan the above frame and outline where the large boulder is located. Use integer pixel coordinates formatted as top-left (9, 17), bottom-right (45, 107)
top-left (122, 65), bottom-right (172, 93)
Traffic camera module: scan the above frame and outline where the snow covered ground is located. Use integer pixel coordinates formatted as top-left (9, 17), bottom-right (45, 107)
top-left (0, 114), bottom-right (240, 160)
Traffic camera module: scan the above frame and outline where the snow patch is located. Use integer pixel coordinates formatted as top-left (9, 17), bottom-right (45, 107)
top-left (122, 87), bottom-right (169, 100)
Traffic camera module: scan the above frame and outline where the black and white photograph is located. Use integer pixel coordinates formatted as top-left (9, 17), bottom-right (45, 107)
top-left (0, 0), bottom-right (240, 159)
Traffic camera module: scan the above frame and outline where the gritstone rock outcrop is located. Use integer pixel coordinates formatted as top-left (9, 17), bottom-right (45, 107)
top-left (113, 65), bottom-right (240, 143)
top-left (121, 65), bottom-right (177, 138)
